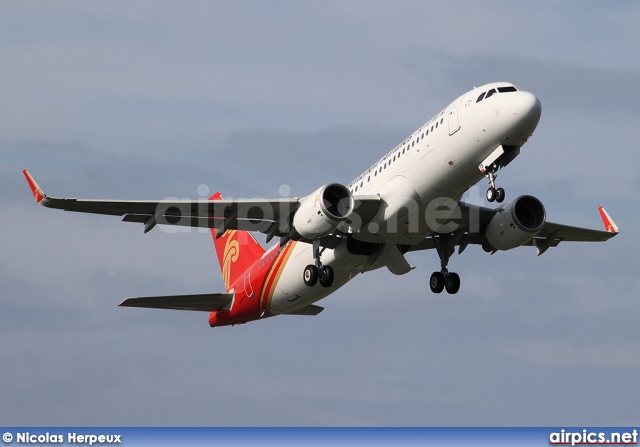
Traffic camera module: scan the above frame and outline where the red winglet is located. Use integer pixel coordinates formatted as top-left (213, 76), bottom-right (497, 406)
top-left (598, 206), bottom-right (619, 233)
top-left (23, 170), bottom-right (46, 203)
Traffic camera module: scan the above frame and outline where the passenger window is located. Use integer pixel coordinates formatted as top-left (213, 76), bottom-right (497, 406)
top-left (485, 89), bottom-right (496, 99)
top-left (435, 122), bottom-right (438, 128)
top-left (477, 92), bottom-right (486, 102)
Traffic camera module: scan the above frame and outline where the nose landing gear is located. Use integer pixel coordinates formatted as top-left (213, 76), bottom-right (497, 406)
top-left (483, 163), bottom-right (505, 203)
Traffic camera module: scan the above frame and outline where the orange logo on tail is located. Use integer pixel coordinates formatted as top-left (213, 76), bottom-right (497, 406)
top-left (222, 230), bottom-right (240, 288)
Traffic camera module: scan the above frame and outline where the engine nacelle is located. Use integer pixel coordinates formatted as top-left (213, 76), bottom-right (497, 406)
top-left (292, 183), bottom-right (354, 240)
top-left (484, 195), bottom-right (546, 251)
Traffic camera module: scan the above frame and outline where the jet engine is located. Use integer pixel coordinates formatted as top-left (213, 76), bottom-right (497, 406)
top-left (484, 195), bottom-right (546, 251)
top-left (291, 183), bottom-right (354, 240)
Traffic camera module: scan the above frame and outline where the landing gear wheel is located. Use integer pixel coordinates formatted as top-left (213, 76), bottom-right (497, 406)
top-left (486, 187), bottom-right (496, 202)
top-left (495, 187), bottom-right (505, 203)
top-left (429, 272), bottom-right (445, 294)
top-left (318, 266), bottom-right (334, 288)
top-left (303, 265), bottom-right (319, 287)
top-left (445, 272), bottom-right (461, 294)
top-left (430, 234), bottom-right (462, 295)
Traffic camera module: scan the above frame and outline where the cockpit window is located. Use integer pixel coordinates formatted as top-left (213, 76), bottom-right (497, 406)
top-left (476, 86), bottom-right (518, 103)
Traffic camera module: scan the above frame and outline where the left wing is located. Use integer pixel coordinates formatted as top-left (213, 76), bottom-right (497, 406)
top-left (525, 206), bottom-right (618, 255)
top-left (408, 201), bottom-right (618, 255)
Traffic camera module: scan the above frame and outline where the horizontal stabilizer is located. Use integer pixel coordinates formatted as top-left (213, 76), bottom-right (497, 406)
top-left (283, 304), bottom-right (324, 316)
top-left (119, 293), bottom-right (233, 312)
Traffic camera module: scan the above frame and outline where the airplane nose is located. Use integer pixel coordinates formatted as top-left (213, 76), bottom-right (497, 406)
top-left (500, 90), bottom-right (542, 145)
top-left (516, 91), bottom-right (542, 124)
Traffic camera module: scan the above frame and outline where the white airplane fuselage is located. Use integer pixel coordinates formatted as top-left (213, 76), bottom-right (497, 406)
top-left (253, 83), bottom-right (542, 318)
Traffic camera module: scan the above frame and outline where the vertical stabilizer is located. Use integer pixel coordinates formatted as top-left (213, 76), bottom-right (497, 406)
top-left (210, 193), bottom-right (266, 291)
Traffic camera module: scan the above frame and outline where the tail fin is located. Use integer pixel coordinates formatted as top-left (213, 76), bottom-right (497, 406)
top-left (210, 193), bottom-right (266, 291)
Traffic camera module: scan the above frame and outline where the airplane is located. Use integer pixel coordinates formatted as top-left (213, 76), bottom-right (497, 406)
top-left (23, 82), bottom-right (619, 327)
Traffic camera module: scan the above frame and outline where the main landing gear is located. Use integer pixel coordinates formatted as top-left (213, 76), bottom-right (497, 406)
top-left (429, 233), bottom-right (461, 294)
top-left (484, 163), bottom-right (505, 203)
top-left (430, 271), bottom-right (460, 294)
top-left (303, 240), bottom-right (334, 288)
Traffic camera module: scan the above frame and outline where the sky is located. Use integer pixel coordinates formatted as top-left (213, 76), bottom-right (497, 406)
top-left (1, 1), bottom-right (639, 426)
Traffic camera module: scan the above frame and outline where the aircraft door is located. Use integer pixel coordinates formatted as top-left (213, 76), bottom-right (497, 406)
top-left (447, 95), bottom-right (463, 135)
top-left (243, 266), bottom-right (254, 298)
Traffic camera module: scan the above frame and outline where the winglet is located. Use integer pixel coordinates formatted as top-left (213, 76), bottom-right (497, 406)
top-left (23, 170), bottom-right (46, 204)
top-left (598, 207), bottom-right (619, 233)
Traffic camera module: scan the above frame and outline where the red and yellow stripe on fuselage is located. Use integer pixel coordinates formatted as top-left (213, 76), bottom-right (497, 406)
top-left (208, 241), bottom-right (297, 327)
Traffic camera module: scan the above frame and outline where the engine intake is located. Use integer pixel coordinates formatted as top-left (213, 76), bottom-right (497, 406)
top-left (292, 183), bottom-right (354, 240)
top-left (484, 195), bottom-right (546, 251)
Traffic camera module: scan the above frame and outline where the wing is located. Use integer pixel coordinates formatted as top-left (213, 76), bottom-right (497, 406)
top-left (524, 206), bottom-right (618, 255)
top-left (407, 201), bottom-right (618, 255)
top-left (24, 170), bottom-right (380, 241)
top-left (24, 170), bottom-right (298, 235)
top-left (119, 293), bottom-right (234, 312)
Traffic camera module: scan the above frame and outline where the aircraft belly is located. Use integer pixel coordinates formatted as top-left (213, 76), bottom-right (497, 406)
top-left (266, 240), bottom-right (359, 315)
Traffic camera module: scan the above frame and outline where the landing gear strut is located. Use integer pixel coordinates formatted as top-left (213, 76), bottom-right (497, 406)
top-left (303, 240), bottom-right (334, 288)
top-left (430, 233), bottom-right (461, 294)
top-left (484, 163), bottom-right (505, 203)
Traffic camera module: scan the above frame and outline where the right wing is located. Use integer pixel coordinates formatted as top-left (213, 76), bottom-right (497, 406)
top-left (24, 170), bottom-right (298, 236)
top-left (24, 170), bottom-right (380, 241)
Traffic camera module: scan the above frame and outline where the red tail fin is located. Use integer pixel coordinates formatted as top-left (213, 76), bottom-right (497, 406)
top-left (210, 193), bottom-right (266, 291)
